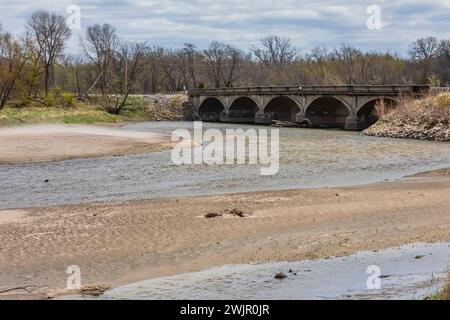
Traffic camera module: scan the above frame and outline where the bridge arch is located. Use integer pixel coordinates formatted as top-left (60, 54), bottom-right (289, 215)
top-left (198, 97), bottom-right (225, 122)
top-left (263, 96), bottom-right (301, 122)
top-left (305, 96), bottom-right (352, 129)
top-left (356, 97), bottom-right (398, 129)
top-left (228, 96), bottom-right (259, 123)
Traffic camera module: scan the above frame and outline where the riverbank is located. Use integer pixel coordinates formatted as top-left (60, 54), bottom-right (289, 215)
top-left (426, 276), bottom-right (450, 300)
top-left (446, 278), bottom-right (450, 299)
top-left (1, 167), bottom-right (449, 299)
top-left (0, 94), bottom-right (193, 127)
top-left (363, 93), bottom-right (450, 141)
top-left (0, 124), bottom-right (173, 164)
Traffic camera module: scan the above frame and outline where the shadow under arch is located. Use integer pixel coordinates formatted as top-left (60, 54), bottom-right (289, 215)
top-left (264, 96), bottom-right (301, 122)
top-left (356, 98), bottom-right (397, 130)
top-left (228, 97), bottom-right (259, 123)
top-left (198, 97), bottom-right (225, 122)
top-left (305, 96), bottom-right (351, 129)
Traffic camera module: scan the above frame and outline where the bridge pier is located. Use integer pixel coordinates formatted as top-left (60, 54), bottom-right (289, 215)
top-left (295, 112), bottom-right (312, 126)
top-left (344, 116), bottom-right (360, 131)
top-left (255, 112), bottom-right (273, 125)
top-left (221, 111), bottom-right (256, 124)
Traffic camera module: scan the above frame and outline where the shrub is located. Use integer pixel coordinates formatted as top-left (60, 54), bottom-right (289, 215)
top-left (384, 93), bottom-right (450, 125)
top-left (61, 92), bottom-right (75, 107)
top-left (43, 93), bottom-right (55, 107)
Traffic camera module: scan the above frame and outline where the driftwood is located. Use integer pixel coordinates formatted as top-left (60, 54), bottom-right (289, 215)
top-left (0, 286), bottom-right (38, 295)
top-left (30, 98), bottom-right (48, 107)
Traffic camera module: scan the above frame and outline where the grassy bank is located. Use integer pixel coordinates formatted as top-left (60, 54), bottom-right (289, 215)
top-left (425, 273), bottom-right (450, 300)
top-left (363, 93), bottom-right (450, 141)
top-left (0, 105), bottom-right (124, 126)
top-left (0, 94), bottom-right (193, 127)
top-left (445, 275), bottom-right (450, 300)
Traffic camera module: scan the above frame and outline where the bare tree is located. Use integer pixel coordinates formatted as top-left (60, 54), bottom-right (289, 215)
top-left (26, 10), bottom-right (71, 95)
top-left (160, 49), bottom-right (185, 91)
top-left (332, 45), bottom-right (364, 84)
top-left (0, 31), bottom-right (27, 109)
top-left (366, 52), bottom-right (405, 85)
top-left (224, 46), bottom-right (247, 87)
top-left (305, 46), bottom-right (332, 84)
top-left (22, 33), bottom-right (43, 97)
top-left (438, 40), bottom-right (450, 84)
top-left (106, 41), bottom-right (147, 114)
top-left (65, 55), bottom-right (84, 96)
top-left (408, 37), bottom-right (440, 82)
top-left (203, 41), bottom-right (245, 88)
top-left (409, 37), bottom-right (440, 60)
top-left (203, 41), bottom-right (226, 88)
top-left (252, 35), bottom-right (297, 68)
top-left (82, 23), bottom-right (119, 95)
top-left (182, 43), bottom-right (199, 88)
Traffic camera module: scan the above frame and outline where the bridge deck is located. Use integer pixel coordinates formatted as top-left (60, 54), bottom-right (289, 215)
top-left (189, 85), bottom-right (429, 96)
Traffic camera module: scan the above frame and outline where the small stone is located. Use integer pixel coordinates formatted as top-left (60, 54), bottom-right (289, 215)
top-left (46, 292), bottom-right (55, 299)
top-left (80, 285), bottom-right (110, 297)
top-left (274, 272), bottom-right (287, 279)
top-left (204, 212), bottom-right (222, 218)
top-left (229, 208), bottom-right (245, 217)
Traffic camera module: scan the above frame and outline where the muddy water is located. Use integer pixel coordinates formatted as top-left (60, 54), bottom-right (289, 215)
top-left (1, 122), bottom-right (450, 210)
top-left (73, 243), bottom-right (450, 300)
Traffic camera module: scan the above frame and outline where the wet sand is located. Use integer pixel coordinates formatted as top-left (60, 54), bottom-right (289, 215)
top-left (0, 168), bottom-right (449, 299)
top-left (0, 124), bottom-right (173, 164)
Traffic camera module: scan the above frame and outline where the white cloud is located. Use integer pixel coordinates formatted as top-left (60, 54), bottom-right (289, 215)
top-left (0, 0), bottom-right (449, 54)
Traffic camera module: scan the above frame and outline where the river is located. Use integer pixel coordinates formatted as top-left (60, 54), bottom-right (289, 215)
top-left (1, 121), bottom-right (450, 210)
top-left (69, 243), bottom-right (450, 300)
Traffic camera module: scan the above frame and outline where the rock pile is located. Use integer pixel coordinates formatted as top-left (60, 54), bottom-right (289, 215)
top-left (363, 118), bottom-right (450, 141)
top-left (363, 93), bottom-right (450, 142)
top-left (143, 94), bottom-right (195, 121)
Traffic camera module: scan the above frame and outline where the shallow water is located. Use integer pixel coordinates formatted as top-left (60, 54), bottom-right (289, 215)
top-left (72, 243), bottom-right (450, 300)
top-left (1, 122), bottom-right (450, 210)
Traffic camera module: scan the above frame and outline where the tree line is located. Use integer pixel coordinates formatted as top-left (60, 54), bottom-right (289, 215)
top-left (1, 10), bottom-right (450, 112)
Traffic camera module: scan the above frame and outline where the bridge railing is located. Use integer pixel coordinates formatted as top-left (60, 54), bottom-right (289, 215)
top-left (431, 87), bottom-right (450, 94)
top-left (189, 85), bottom-right (430, 96)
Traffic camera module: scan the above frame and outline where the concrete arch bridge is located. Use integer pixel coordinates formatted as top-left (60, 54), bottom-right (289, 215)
top-left (189, 85), bottom-right (429, 130)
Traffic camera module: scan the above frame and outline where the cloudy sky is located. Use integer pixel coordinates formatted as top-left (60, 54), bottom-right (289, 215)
top-left (1, 0), bottom-right (449, 55)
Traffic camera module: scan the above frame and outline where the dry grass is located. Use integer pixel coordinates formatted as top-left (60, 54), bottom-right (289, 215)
top-left (374, 99), bottom-right (398, 117)
top-left (444, 274), bottom-right (450, 300)
top-left (365, 92), bottom-right (450, 141)
top-left (382, 93), bottom-right (450, 125)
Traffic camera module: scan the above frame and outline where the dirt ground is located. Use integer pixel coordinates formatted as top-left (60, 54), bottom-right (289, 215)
top-left (0, 169), bottom-right (449, 299)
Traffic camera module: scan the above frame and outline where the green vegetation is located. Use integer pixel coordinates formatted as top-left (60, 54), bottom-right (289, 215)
top-left (0, 94), bottom-right (193, 127)
top-left (1, 104), bottom-right (123, 126)
top-left (425, 292), bottom-right (444, 300)
top-left (424, 274), bottom-right (450, 300)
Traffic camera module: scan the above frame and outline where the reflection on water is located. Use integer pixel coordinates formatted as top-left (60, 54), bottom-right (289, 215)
top-left (1, 122), bottom-right (450, 209)
top-left (78, 243), bottom-right (450, 300)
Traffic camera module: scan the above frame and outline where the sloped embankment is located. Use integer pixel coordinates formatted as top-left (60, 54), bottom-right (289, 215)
top-left (363, 93), bottom-right (450, 142)
top-left (143, 94), bottom-right (195, 121)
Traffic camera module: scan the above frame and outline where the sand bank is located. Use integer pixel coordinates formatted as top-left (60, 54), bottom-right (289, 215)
top-left (0, 169), bottom-right (449, 299)
top-left (0, 124), bottom-right (172, 164)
